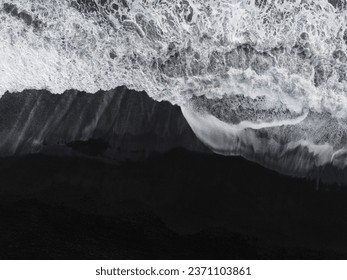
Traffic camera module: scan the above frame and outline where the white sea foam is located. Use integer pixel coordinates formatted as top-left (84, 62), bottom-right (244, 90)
top-left (0, 0), bottom-right (347, 175)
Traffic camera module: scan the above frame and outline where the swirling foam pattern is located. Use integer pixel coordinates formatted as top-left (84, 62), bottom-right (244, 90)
top-left (0, 0), bottom-right (347, 176)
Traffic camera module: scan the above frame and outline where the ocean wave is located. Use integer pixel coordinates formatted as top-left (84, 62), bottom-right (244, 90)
top-left (1, 0), bottom-right (347, 177)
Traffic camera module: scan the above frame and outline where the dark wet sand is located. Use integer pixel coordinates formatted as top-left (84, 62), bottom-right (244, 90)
top-left (0, 150), bottom-right (346, 259)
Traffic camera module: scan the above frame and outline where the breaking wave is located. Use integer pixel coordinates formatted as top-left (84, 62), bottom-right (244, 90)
top-left (1, 0), bottom-right (347, 177)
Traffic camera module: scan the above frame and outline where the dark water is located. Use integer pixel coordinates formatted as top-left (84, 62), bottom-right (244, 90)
top-left (0, 88), bottom-right (207, 157)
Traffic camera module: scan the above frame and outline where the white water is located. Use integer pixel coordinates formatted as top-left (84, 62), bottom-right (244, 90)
top-left (0, 0), bottom-right (347, 175)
